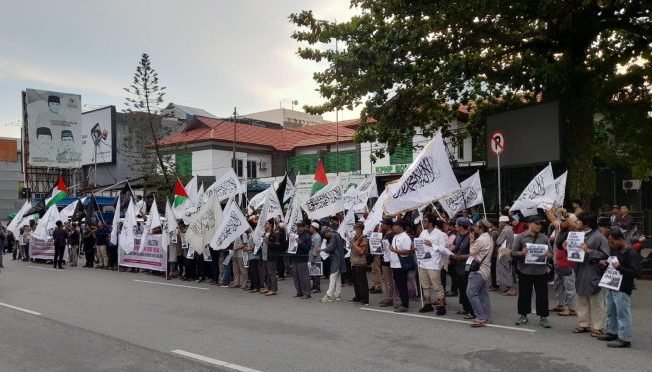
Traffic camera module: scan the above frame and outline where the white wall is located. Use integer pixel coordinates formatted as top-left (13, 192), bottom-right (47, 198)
top-left (190, 148), bottom-right (271, 179)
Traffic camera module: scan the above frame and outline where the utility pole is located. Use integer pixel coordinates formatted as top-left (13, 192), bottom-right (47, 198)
top-left (232, 106), bottom-right (237, 174)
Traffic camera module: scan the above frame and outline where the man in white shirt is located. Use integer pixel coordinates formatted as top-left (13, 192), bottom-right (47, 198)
top-left (389, 220), bottom-right (414, 313)
top-left (417, 215), bottom-right (452, 315)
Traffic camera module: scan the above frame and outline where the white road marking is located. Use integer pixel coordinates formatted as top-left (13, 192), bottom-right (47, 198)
top-left (133, 280), bottom-right (209, 291)
top-left (360, 307), bottom-right (536, 333)
top-left (27, 265), bottom-right (63, 272)
top-left (0, 302), bottom-right (42, 316)
top-left (172, 349), bottom-right (263, 372)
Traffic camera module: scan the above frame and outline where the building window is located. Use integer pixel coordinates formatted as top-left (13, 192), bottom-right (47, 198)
top-left (232, 159), bottom-right (244, 177)
top-left (389, 138), bottom-right (413, 165)
top-left (247, 160), bottom-right (257, 178)
top-left (457, 141), bottom-right (464, 160)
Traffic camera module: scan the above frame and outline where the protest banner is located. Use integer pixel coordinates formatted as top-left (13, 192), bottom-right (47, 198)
top-left (566, 231), bottom-right (585, 263)
top-left (30, 236), bottom-right (69, 261)
top-left (599, 257), bottom-right (623, 291)
top-left (383, 134), bottom-right (459, 215)
top-left (302, 177), bottom-right (344, 220)
top-left (119, 234), bottom-right (166, 272)
top-left (369, 232), bottom-right (383, 255)
top-left (525, 243), bottom-right (548, 264)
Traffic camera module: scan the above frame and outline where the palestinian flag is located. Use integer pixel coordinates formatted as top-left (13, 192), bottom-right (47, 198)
top-left (45, 176), bottom-right (68, 209)
top-left (310, 160), bottom-right (328, 196)
top-left (173, 178), bottom-right (189, 207)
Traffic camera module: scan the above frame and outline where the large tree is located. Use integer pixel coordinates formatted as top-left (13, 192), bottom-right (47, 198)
top-left (290, 1), bottom-right (651, 202)
top-left (123, 53), bottom-right (175, 197)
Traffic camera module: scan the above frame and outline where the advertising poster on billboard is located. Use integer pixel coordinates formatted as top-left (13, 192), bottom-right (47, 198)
top-left (25, 89), bottom-right (82, 168)
top-left (81, 106), bottom-right (115, 165)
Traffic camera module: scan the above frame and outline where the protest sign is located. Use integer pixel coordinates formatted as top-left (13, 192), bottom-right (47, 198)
top-left (566, 231), bottom-right (585, 263)
top-left (288, 233), bottom-right (298, 254)
top-left (525, 243), bottom-right (548, 265)
top-left (414, 238), bottom-right (426, 260)
top-left (369, 232), bottom-right (383, 255)
top-left (30, 236), bottom-right (69, 261)
top-left (599, 258), bottom-right (623, 291)
top-left (119, 235), bottom-right (166, 272)
top-left (308, 262), bottom-right (323, 276)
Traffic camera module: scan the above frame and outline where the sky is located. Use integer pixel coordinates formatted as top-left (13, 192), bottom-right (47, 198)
top-left (0, 0), bottom-right (360, 138)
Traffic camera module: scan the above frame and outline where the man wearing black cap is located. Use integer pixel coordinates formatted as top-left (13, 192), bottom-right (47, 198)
top-left (512, 215), bottom-right (553, 328)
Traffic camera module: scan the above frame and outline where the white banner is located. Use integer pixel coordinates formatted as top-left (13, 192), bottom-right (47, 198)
top-left (139, 198), bottom-right (161, 252)
top-left (266, 187), bottom-right (283, 219)
top-left (356, 174), bottom-right (378, 198)
top-left (383, 134), bottom-right (459, 215)
top-left (252, 193), bottom-right (269, 252)
top-left (81, 106), bottom-right (113, 165)
top-left (439, 171), bottom-right (484, 218)
top-left (30, 236), bottom-right (69, 261)
top-left (32, 205), bottom-right (61, 241)
top-left (209, 201), bottom-right (250, 251)
top-left (510, 163), bottom-right (555, 216)
top-left (185, 191), bottom-right (222, 251)
top-left (301, 177), bottom-right (344, 220)
top-left (25, 89), bottom-right (82, 168)
top-left (119, 198), bottom-right (137, 253)
top-left (363, 191), bottom-right (386, 236)
top-left (8, 201), bottom-right (31, 236)
top-left (553, 171), bottom-right (568, 208)
top-left (162, 201), bottom-right (178, 250)
top-left (119, 234), bottom-right (166, 272)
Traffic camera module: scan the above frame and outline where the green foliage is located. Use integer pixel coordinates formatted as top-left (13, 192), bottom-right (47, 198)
top-left (290, 1), bottom-right (652, 202)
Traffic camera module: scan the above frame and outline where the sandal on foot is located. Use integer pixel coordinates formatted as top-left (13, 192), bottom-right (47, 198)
top-left (573, 327), bottom-right (590, 333)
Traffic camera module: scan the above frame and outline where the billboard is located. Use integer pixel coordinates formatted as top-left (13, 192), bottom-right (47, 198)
top-left (486, 101), bottom-right (560, 168)
top-left (81, 106), bottom-right (116, 165)
top-left (25, 89), bottom-right (82, 168)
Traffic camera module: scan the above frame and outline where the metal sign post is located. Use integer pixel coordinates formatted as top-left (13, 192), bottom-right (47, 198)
top-left (490, 131), bottom-right (505, 212)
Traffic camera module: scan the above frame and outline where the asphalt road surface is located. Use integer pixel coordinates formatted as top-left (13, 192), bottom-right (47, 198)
top-left (1, 256), bottom-right (651, 372)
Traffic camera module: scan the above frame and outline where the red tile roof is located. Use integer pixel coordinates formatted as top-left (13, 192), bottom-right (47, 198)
top-left (157, 116), bottom-right (358, 152)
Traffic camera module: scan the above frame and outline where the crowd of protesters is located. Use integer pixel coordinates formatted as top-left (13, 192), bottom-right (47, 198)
top-left (0, 202), bottom-right (644, 348)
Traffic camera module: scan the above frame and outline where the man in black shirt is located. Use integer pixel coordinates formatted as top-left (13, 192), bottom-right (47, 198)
top-left (598, 228), bottom-right (642, 348)
top-left (52, 221), bottom-right (68, 269)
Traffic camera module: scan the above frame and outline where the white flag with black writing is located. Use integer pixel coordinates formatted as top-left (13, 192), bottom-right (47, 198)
top-left (283, 177), bottom-right (296, 203)
top-left (204, 168), bottom-right (242, 203)
top-left (161, 200), bottom-right (177, 251)
top-left (119, 198), bottom-right (137, 253)
top-left (266, 187), bottom-right (283, 219)
top-left (363, 191), bottom-right (386, 235)
top-left (439, 171), bottom-right (484, 218)
top-left (209, 201), bottom-right (250, 250)
top-left (284, 196), bottom-right (302, 238)
top-left (139, 198), bottom-right (161, 252)
top-left (338, 208), bottom-right (356, 239)
top-left (248, 188), bottom-right (270, 210)
top-left (185, 191), bottom-right (222, 251)
top-left (510, 163), bottom-right (555, 216)
top-left (383, 134), bottom-right (459, 215)
top-left (553, 171), bottom-right (567, 208)
top-left (59, 199), bottom-right (79, 222)
top-left (110, 196), bottom-right (120, 246)
top-left (301, 177), bottom-right (345, 220)
top-left (357, 174), bottom-right (378, 198)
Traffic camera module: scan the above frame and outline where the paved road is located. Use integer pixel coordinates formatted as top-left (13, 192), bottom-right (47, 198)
top-left (1, 256), bottom-right (651, 372)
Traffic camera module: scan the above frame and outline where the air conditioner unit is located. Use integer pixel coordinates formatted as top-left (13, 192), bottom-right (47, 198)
top-left (622, 179), bottom-right (642, 191)
top-left (259, 161), bottom-right (267, 170)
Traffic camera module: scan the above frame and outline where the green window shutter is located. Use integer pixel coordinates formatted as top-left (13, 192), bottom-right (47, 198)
top-left (324, 151), bottom-right (359, 173)
top-left (287, 154), bottom-right (319, 175)
top-left (390, 139), bottom-right (413, 165)
top-left (175, 153), bottom-right (192, 178)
